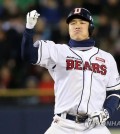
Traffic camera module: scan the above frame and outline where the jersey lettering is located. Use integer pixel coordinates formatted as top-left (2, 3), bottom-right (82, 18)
top-left (66, 59), bottom-right (107, 75)
top-left (91, 63), bottom-right (100, 73)
top-left (84, 61), bottom-right (92, 71)
top-left (66, 59), bottom-right (74, 70)
top-left (75, 60), bottom-right (82, 70)
top-left (100, 65), bottom-right (107, 75)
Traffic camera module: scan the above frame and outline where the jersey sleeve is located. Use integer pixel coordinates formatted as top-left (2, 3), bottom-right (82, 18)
top-left (106, 54), bottom-right (120, 91)
top-left (34, 40), bottom-right (59, 68)
top-left (21, 29), bottom-right (58, 69)
top-left (104, 55), bottom-right (120, 117)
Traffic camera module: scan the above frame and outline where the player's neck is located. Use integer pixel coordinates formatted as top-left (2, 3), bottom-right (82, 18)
top-left (68, 38), bottom-right (95, 49)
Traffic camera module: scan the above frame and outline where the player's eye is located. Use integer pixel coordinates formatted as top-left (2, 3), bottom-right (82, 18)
top-left (80, 21), bottom-right (85, 24)
top-left (70, 21), bottom-right (76, 25)
top-left (81, 21), bottom-right (88, 24)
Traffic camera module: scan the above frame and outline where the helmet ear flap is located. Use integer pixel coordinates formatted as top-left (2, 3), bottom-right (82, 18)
top-left (89, 23), bottom-right (94, 36)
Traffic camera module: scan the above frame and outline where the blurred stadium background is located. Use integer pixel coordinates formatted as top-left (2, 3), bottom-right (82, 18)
top-left (0, 0), bottom-right (120, 134)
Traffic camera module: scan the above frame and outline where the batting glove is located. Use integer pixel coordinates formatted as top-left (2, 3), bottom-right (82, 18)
top-left (26, 10), bottom-right (40, 29)
top-left (85, 109), bottom-right (109, 129)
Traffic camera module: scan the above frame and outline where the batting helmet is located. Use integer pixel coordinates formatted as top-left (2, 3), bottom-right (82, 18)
top-left (66, 8), bottom-right (94, 36)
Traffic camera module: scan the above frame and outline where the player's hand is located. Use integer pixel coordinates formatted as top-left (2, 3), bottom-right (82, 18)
top-left (26, 10), bottom-right (40, 29)
top-left (85, 109), bottom-right (109, 129)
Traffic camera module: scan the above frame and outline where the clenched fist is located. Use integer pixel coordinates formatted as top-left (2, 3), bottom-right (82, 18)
top-left (26, 10), bottom-right (40, 29)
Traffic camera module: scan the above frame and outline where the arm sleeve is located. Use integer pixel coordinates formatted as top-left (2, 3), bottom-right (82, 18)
top-left (21, 28), bottom-right (38, 64)
top-left (104, 55), bottom-right (120, 118)
top-left (35, 40), bottom-right (59, 67)
top-left (21, 29), bottom-right (59, 68)
top-left (104, 90), bottom-right (120, 118)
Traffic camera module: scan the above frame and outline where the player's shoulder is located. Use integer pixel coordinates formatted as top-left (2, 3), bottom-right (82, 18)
top-left (40, 40), bottom-right (69, 47)
top-left (40, 40), bottom-right (55, 45)
top-left (96, 47), bottom-right (115, 60)
top-left (56, 43), bottom-right (70, 49)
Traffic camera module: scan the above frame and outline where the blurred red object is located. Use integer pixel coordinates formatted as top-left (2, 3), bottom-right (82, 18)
top-left (38, 72), bottom-right (54, 103)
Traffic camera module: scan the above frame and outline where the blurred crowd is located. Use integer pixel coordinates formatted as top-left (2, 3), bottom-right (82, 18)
top-left (0, 0), bottom-right (120, 105)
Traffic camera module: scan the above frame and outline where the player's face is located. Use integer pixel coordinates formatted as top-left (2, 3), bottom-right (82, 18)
top-left (68, 19), bottom-right (89, 41)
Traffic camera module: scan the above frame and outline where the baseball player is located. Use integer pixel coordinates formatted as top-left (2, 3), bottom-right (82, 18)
top-left (21, 8), bottom-right (120, 134)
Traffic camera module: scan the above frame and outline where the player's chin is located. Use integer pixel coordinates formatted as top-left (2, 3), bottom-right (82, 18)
top-left (73, 35), bottom-right (84, 41)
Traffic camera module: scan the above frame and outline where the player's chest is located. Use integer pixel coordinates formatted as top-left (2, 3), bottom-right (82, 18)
top-left (58, 48), bottom-right (108, 77)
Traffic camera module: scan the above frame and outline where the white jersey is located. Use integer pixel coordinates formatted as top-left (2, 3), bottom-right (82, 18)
top-left (34, 40), bottom-right (120, 115)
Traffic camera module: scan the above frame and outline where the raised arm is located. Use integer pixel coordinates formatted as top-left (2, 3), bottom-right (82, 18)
top-left (21, 10), bottom-right (40, 64)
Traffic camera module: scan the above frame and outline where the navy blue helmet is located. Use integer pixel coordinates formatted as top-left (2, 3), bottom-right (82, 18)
top-left (66, 8), bottom-right (94, 36)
